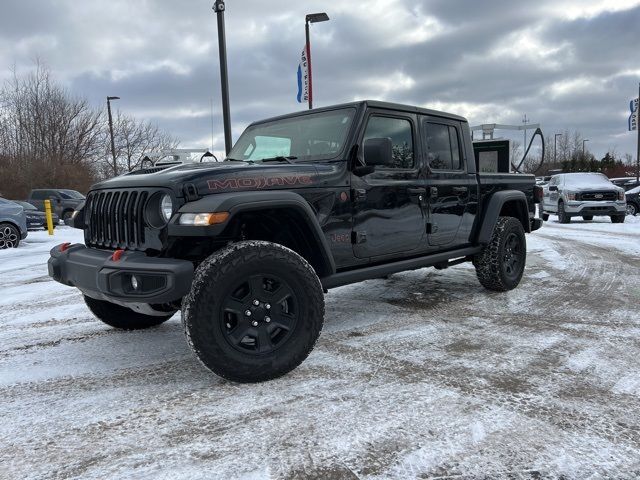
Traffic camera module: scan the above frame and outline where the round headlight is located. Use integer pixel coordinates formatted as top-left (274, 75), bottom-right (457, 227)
top-left (160, 195), bottom-right (173, 222)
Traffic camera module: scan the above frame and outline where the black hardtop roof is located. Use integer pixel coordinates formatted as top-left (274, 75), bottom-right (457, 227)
top-left (248, 100), bottom-right (468, 127)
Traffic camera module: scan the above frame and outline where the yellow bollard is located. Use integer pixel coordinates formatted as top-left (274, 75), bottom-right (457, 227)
top-left (44, 199), bottom-right (54, 236)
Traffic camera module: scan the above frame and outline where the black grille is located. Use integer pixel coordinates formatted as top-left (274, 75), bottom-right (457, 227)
top-left (85, 189), bottom-right (151, 250)
top-left (579, 191), bottom-right (617, 201)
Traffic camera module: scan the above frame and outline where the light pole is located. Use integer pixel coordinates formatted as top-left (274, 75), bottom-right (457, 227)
top-left (582, 139), bottom-right (589, 157)
top-left (305, 12), bottom-right (330, 110)
top-left (554, 133), bottom-right (562, 164)
top-left (213, 0), bottom-right (232, 155)
top-left (107, 96), bottom-right (120, 173)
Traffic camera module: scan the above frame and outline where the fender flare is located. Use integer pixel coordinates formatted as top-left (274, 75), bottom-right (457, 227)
top-left (169, 190), bottom-right (336, 275)
top-left (475, 190), bottom-right (530, 244)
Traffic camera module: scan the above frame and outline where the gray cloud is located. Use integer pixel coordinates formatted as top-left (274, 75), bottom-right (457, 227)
top-left (1, 0), bottom-right (639, 160)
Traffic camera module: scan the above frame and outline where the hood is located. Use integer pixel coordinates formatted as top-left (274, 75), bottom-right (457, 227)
top-left (90, 161), bottom-right (323, 197)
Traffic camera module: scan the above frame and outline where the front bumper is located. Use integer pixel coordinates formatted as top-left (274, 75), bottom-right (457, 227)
top-left (48, 244), bottom-right (194, 304)
top-left (564, 201), bottom-right (626, 216)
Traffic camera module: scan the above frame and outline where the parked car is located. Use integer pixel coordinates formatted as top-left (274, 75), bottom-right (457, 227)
top-left (11, 201), bottom-right (59, 230)
top-left (27, 189), bottom-right (85, 222)
top-left (610, 177), bottom-right (640, 191)
top-left (625, 185), bottom-right (640, 216)
top-left (0, 198), bottom-right (28, 248)
top-left (49, 100), bottom-right (543, 383)
top-left (542, 172), bottom-right (626, 223)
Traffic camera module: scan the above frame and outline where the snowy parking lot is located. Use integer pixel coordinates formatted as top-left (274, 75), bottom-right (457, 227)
top-left (2, 219), bottom-right (640, 479)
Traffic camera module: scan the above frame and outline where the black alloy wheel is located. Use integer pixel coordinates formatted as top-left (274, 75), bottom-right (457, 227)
top-left (220, 273), bottom-right (298, 355)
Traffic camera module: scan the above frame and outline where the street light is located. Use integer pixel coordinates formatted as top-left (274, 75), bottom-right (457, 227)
top-left (305, 12), bottom-right (330, 110)
top-left (583, 139), bottom-right (589, 156)
top-left (106, 96), bottom-right (120, 171)
top-left (554, 133), bottom-right (562, 164)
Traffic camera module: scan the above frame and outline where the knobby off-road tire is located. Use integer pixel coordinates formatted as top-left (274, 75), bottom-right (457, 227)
top-left (0, 223), bottom-right (20, 249)
top-left (84, 295), bottom-right (174, 330)
top-left (473, 216), bottom-right (526, 292)
top-left (611, 214), bottom-right (626, 224)
top-left (182, 241), bottom-right (325, 383)
top-left (557, 201), bottom-right (571, 223)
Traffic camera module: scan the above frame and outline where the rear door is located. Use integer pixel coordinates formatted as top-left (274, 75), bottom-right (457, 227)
top-left (422, 118), bottom-right (473, 246)
top-left (351, 112), bottom-right (426, 258)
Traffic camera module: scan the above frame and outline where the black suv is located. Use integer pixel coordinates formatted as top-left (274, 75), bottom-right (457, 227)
top-left (49, 101), bottom-right (542, 382)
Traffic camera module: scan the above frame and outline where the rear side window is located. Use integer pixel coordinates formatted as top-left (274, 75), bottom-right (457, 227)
top-left (425, 123), bottom-right (462, 171)
top-left (363, 116), bottom-right (414, 168)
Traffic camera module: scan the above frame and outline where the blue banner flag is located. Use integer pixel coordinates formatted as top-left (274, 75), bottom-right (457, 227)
top-left (629, 97), bottom-right (638, 132)
top-left (297, 46), bottom-right (309, 103)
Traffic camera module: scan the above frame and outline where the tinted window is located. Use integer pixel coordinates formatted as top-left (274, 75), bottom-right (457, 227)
top-left (425, 123), bottom-right (461, 170)
top-left (363, 116), bottom-right (414, 168)
top-left (31, 191), bottom-right (47, 200)
top-left (59, 190), bottom-right (85, 199)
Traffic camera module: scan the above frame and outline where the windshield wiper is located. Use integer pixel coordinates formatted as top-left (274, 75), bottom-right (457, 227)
top-left (259, 156), bottom-right (297, 164)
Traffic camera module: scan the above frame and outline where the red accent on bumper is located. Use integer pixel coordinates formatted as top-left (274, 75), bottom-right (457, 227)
top-left (111, 249), bottom-right (125, 262)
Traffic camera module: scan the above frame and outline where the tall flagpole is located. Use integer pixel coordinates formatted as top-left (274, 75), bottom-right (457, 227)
top-left (637, 82), bottom-right (640, 183)
top-left (214, 0), bottom-right (232, 155)
top-left (305, 21), bottom-right (313, 110)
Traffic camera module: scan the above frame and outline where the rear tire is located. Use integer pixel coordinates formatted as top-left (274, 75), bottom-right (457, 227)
top-left (182, 241), bottom-right (325, 383)
top-left (557, 201), bottom-right (570, 223)
top-left (582, 215), bottom-right (593, 221)
top-left (84, 296), bottom-right (174, 330)
top-left (0, 223), bottom-right (20, 249)
top-left (473, 216), bottom-right (526, 292)
top-left (611, 215), bottom-right (625, 224)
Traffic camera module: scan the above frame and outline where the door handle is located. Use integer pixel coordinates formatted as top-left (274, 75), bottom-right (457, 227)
top-left (453, 186), bottom-right (468, 194)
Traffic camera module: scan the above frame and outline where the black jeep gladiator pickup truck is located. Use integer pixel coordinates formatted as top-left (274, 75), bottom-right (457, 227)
top-left (48, 100), bottom-right (542, 383)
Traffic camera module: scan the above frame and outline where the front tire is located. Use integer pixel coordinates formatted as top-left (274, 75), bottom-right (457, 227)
top-left (627, 203), bottom-right (638, 216)
top-left (557, 201), bottom-right (570, 223)
top-left (0, 223), bottom-right (20, 249)
top-left (182, 241), bottom-right (325, 383)
top-left (473, 216), bottom-right (526, 292)
top-left (84, 296), bottom-right (174, 329)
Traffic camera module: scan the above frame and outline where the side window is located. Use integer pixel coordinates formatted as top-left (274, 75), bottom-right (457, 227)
top-left (363, 116), bottom-right (414, 168)
top-left (425, 123), bottom-right (461, 171)
top-left (31, 191), bottom-right (46, 200)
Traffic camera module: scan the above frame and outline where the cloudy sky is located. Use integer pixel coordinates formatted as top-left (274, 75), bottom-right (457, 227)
top-left (1, 0), bottom-right (639, 160)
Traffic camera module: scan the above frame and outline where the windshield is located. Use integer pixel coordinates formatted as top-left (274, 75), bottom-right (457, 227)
top-left (228, 108), bottom-right (356, 162)
top-left (563, 173), bottom-right (612, 186)
top-left (13, 201), bottom-right (36, 210)
top-left (59, 190), bottom-right (85, 199)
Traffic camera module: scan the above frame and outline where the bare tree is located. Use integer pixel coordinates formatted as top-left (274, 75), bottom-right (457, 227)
top-left (0, 63), bottom-right (102, 198)
top-left (99, 111), bottom-right (178, 178)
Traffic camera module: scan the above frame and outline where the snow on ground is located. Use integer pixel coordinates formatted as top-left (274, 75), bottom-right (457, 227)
top-left (1, 218), bottom-right (640, 479)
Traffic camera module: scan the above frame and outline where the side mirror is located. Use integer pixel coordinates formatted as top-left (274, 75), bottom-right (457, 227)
top-left (364, 137), bottom-right (393, 167)
top-left (549, 186), bottom-right (558, 192)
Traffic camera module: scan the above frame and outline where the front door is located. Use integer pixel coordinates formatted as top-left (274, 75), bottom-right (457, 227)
top-left (351, 113), bottom-right (425, 259)
top-left (422, 118), bottom-right (472, 246)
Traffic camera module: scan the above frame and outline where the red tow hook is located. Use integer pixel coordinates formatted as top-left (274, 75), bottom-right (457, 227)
top-left (111, 249), bottom-right (125, 262)
top-left (59, 242), bottom-right (71, 252)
